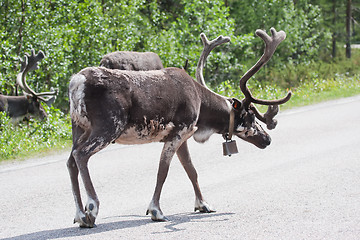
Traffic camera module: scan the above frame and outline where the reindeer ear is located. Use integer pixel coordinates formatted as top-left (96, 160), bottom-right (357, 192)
top-left (232, 98), bottom-right (242, 111)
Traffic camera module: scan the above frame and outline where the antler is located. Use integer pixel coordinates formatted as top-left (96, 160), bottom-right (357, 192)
top-left (240, 28), bottom-right (291, 108)
top-left (239, 28), bottom-right (292, 129)
top-left (16, 49), bottom-right (58, 103)
top-left (196, 33), bottom-right (230, 89)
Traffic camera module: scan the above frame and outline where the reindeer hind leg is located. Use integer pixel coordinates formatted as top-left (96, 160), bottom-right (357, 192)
top-left (67, 125), bottom-right (89, 227)
top-left (146, 141), bottom-right (178, 221)
top-left (67, 151), bottom-right (86, 226)
top-left (71, 129), bottom-right (113, 228)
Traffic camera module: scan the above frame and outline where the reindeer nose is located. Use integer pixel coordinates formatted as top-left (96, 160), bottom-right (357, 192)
top-left (263, 135), bottom-right (271, 148)
top-left (259, 135), bottom-right (271, 149)
top-left (265, 135), bottom-right (271, 145)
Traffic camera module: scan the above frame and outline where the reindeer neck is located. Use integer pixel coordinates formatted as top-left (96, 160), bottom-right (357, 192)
top-left (195, 85), bottom-right (232, 136)
top-left (7, 96), bottom-right (31, 118)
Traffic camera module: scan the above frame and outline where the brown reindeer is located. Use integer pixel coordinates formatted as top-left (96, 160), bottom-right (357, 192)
top-left (0, 50), bottom-right (57, 122)
top-left (67, 28), bottom-right (291, 227)
top-left (99, 51), bottom-right (164, 71)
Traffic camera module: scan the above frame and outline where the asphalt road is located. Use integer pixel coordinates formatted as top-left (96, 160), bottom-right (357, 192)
top-left (1, 96), bottom-right (360, 240)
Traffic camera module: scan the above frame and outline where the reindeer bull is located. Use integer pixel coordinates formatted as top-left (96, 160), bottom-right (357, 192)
top-left (67, 28), bottom-right (291, 227)
top-left (0, 50), bottom-right (57, 122)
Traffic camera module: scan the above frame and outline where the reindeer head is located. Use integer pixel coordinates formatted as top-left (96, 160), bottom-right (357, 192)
top-left (196, 28), bottom-right (291, 149)
top-left (25, 95), bottom-right (48, 120)
top-left (225, 98), bottom-right (268, 149)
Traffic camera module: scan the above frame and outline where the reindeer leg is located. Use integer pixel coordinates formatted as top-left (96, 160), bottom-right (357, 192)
top-left (68, 125), bottom-right (89, 227)
top-left (146, 141), bottom-right (177, 221)
top-left (71, 135), bottom-right (110, 228)
top-left (177, 140), bottom-right (215, 213)
top-left (146, 126), bottom-right (198, 221)
top-left (67, 153), bottom-right (86, 226)
top-left (74, 154), bottom-right (99, 228)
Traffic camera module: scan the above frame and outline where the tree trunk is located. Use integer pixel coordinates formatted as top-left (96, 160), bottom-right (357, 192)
top-left (16, 0), bottom-right (26, 95)
top-left (332, 0), bottom-right (336, 58)
top-left (346, 0), bottom-right (352, 58)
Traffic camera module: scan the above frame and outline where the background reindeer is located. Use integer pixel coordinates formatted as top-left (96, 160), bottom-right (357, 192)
top-left (99, 51), bottom-right (164, 70)
top-left (0, 50), bottom-right (57, 122)
top-left (67, 28), bottom-right (291, 228)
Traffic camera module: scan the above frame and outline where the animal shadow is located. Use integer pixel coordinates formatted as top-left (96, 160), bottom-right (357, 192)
top-left (3, 212), bottom-right (234, 240)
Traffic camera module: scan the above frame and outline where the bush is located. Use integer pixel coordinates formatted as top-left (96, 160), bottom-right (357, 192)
top-left (0, 106), bottom-right (71, 161)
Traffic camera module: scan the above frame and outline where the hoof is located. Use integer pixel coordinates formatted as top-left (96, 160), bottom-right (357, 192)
top-left (74, 212), bottom-right (97, 228)
top-left (79, 222), bottom-right (97, 228)
top-left (146, 209), bottom-right (169, 222)
top-left (195, 200), bottom-right (216, 213)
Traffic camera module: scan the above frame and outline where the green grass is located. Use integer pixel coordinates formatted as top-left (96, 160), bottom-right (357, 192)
top-left (283, 75), bottom-right (360, 109)
top-left (0, 106), bottom-right (72, 161)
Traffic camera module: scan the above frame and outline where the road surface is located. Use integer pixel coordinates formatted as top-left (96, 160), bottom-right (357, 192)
top-left (0, 96), bottom-right (359, 239)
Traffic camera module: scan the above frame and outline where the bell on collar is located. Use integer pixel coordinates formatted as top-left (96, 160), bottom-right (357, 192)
top-left (223, 139), bottom-right (238, 156)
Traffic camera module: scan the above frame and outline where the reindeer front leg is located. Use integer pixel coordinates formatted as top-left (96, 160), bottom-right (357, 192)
top-left (147, 127), bottom-right (197, 221)
top-left (177, 141), bottom-right (215, 213)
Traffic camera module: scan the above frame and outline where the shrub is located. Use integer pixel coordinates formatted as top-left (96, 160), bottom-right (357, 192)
top-left (0, 106), bottom-right (71, 161)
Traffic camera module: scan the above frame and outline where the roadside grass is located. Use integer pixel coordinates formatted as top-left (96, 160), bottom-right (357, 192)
top-left (1, 74), bottom-right (360, 162)
top-left (216, 74), bottom-right (360, 112)
top-left (283, 75), bottom-right (360, 109)
top-left (0, 106), bottom-right (72, 161)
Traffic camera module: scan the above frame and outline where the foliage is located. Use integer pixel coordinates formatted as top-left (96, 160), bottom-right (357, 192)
top-left (0, 106), bottom-right (71, 160)
top-left (259, 48), bottom-right (360, 88)
top-left (0, 0), bottom-right (146, 109)
top-left (0, 0), bottom-right (339, 110)
top-left (143, 0), bottom-right (255, 86)
top-left (228, 0), bottom-right (331, 65)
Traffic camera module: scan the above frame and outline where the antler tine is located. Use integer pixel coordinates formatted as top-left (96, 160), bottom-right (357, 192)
top-left (17, 49), bottom-right (57, 100)
top-left (27, 49), bottom-right (45, 71)
top-left (240, 27), bottom-right (291, 107)
top-left (250, 104), bottom-right (279, 130)
top-left (195, 33), bottom-right (230, 89)
top-left (17, 49), bottom-right (45, 96)
top-left (37, 89), bottom-right (58, 107)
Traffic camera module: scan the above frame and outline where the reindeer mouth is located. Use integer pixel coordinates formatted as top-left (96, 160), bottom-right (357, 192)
top-left (247, 135), bottom-right (271, 149)
top-left (235, 128), bottom-right (271, 149)
top-left (257, 137), bottom-right (271, 149)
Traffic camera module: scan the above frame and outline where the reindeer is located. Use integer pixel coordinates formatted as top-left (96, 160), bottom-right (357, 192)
top-left (99, 51), bottom-right (164, 71)
top-left (67, 28), bottom-right (291, 227)
top-left (0, 50), bottom-right (57, 122)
